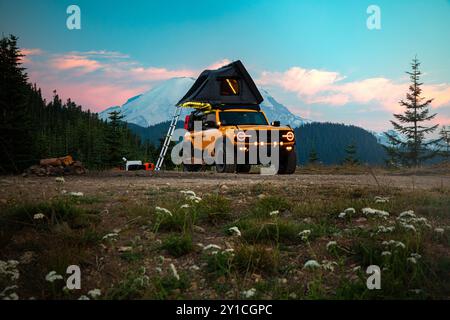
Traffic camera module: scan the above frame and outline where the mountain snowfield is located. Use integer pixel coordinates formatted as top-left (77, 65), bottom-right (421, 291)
top-left (99, 77), bottom-right (309, 128)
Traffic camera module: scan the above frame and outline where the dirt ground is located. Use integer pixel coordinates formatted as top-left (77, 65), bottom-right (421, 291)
top-left (1, 169), bottom-right (449, 203)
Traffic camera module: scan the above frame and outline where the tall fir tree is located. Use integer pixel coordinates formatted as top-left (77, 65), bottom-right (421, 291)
top-left (438, 125), bottom-right (450, 162)
top-left (385, 57), bottom-right (440, 167)
top-left (343, 143), bottom-right (359, 165)
top-left (308, 147), bottom-right (319, 165)
top-left (0, 35), bottom-right (34, 172)
top-left (105, 110), bottom-right (125, 167)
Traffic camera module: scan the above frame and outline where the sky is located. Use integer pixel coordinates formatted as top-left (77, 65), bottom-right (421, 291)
top-left (1, 0), bottom-right (449, 131)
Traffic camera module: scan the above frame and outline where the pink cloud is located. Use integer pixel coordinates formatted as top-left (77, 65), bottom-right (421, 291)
top-left (51, 55), bottom-right (102, 73)
top-left (258, 66), bottom-right (450, 114)
top-left (206, 59), bottom-right (232, 70)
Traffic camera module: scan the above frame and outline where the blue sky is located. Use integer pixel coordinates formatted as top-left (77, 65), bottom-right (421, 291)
top-left (1, 0), bottom-right (449, 130)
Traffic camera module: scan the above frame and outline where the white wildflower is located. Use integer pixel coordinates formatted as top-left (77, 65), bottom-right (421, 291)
top-left (401, 223), bottom-right (416, 232)
top-left (228, 226), bottom-right (241, 237)
top-left (374, 196), bottom-right (389, 203)
top-left (0, 260), bottom-right (20, 281)
top-left (118, 246), bottom-right (133, 252)
top-left (180, 204), bottom-right (190, 209)
top-left (298, 229), bottom-right (311, 241)
top-left (155, 206), bottom-right (173, 216)
top-left (321, 260), bottom-right (338, 272)
top-left (169, 263), bottom-right (180, 281)
top-left (410, 253), bottom-right (422, 260)
top-left (381, 251), bottom-right (392, 256)
top-left (203, 244), bottom-right (221, 251)
top-left (45, 271), bottom-right (63, 283)
top-left (55, 177), bottom-right (65, 183)
top-left (180, 190), bottom-right (196, 197)
top-left (303, 260), bottom-right (321, 269)
top-left (269, 210), bottom-right (279, 216)
top-left (326, 241), bottom-right (337, 250)
top-left (78, 295), bottom-right (90, 300)
top-left (338, 212), bottom-right (346, 218)
top-left (395, 241), bottom-right (406, 249)
top-left (434, 228), bottom-right (445, 234)
top-left (189, 265), bottom-right (200, 271)
top-left (33, 213), bottom-right (45, 220)
top-left (362, 208), bottom-right (389, 219)
top-left (187, 195), bottom-right (202, 203)
top-left (68, 192), bottom-right (83, 197)
top-left (88, 289), bottom-right (101, 299)
top-left (241, 288), bottom-right (256, 298)
top-left (399, 210), bottom-right (416, 219)
top-left (407, 257), bottom-right (417, 264)
top-left (352, 266), bottom-right (361, 272)
top-left (102, 232), bottom-right (119, 241)
top-left (344, 208), bottom-right (356, 214)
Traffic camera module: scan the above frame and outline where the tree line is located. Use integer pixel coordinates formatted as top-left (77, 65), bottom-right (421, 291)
top-left (0, 35), bottom-right (157, 173)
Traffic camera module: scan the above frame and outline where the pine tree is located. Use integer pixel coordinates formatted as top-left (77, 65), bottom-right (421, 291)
top-left (0, 35), bottom-right (34, 172)
top-left (343, 143), bottom-right (359, 165)
top-left (438, 125), bottom-right (450, 162)
top-left (308, 147), bottom-right (319, 165)
top-left (385, 57), bottom-right (440, 167)
top-left (105, 110), bottom-right (125, 167)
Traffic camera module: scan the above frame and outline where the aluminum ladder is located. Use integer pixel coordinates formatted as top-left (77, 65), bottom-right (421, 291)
top-left (155, 106), bottom-right (182, 171)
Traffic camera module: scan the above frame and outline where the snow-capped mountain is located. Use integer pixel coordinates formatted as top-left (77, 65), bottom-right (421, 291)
top-left (99, 77), bottom-right (309, 128)
top-left (371, 130), bottom-right (402, 146)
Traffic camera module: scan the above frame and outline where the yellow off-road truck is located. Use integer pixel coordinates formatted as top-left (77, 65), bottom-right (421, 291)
top-left (177, 60), bottom-right (297, 174)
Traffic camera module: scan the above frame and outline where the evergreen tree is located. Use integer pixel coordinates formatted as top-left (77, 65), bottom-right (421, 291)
top-left (385, 57), bottom-right (440, 167)
top-left (308, 147), bottom-right (319, 165)
top-left (105, 111), bottom-right (125, 167)
top-left (384, 138), bottom-right (402, 167)
top-left (0, 35), bottom-right (34, 172)
top-left (438, 125), bottom-right (450, 162)
top-left (343, 143), bottom-right (359, 165)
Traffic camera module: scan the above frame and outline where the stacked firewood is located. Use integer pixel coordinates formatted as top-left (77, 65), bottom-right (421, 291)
top-left (25, 155), bottom-right (86, 176)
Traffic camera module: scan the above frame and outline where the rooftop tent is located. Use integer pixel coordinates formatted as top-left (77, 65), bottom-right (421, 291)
top-left (177, 60), bottom-right (263, 108)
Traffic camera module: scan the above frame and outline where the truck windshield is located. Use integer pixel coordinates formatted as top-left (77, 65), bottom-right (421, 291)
top-left (219, 111), bottom-right (268, 125)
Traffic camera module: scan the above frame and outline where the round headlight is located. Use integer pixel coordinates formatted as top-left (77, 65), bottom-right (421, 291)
top-left (285, 131), bottom-right (295, 141)
top-left (236, 131), bottom-right (247, 142)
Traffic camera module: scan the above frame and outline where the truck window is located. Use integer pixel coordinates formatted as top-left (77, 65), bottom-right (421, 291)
top-left (219, 111), bottom-right (268, 125)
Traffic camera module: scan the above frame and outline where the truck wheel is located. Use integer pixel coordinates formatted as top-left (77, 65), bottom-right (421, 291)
top-left (183, 164), bottom-right (202, 172)
top-left (215, 148), bottom-right (236, 173)
top-left (236, 164), bottom-right (251, 173)
top-left (277, 150), bottom-right (297, 174)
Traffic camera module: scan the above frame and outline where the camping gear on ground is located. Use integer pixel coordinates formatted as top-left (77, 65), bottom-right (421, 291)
top-left (122, 157), bottom-right (154, 171)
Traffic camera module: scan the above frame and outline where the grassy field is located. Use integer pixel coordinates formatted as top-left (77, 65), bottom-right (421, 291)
top-left (0, 168), bottom-right (449, 300)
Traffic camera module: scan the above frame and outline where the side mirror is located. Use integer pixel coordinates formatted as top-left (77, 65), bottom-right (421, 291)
top-left (272, 121), bottom-right (280, 127)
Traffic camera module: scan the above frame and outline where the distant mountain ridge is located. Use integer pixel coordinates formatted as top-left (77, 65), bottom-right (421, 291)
top-left (99, 77), bottom-right (309, 128)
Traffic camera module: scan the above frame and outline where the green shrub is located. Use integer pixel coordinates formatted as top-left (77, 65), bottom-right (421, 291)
top-left (161, 234), bottom-right (193, 257)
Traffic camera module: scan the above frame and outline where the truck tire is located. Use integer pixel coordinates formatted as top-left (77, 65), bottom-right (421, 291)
top-left (215, 147), bottom-right (236, 173)
top-left (236, 164), bottom-right (251, 173)
top-left (278, 150), bottom-right (297, 174)
top-left (183, 164), bottom-right (202, 172)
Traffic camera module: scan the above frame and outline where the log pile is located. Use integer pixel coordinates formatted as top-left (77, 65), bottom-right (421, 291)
top-left (25, 155), bottom-right (87, 176)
